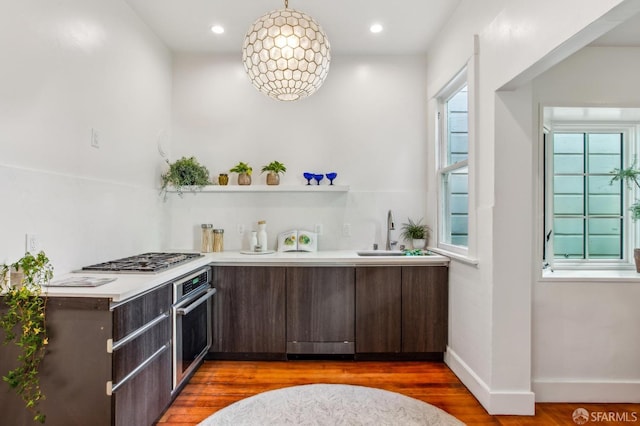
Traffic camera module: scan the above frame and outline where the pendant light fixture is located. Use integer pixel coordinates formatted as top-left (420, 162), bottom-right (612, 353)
top-left (242, 0), bottom-right (331, 101)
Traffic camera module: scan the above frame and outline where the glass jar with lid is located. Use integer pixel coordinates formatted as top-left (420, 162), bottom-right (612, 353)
top-left (201, 224), bottom-right (213, 252)
top-left (213, 229), bottom-right (224, 252)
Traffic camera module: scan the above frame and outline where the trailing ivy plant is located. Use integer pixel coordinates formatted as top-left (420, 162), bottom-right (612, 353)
top-left (160, 156), bottom-right (211, 197)
top-left (0, 251), bottom-right (53, 423)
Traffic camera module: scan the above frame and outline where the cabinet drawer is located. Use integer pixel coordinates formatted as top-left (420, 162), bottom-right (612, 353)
top-left (112, 285), bottom-right (171, 340)
top-left (112, 314), bottom-right (171, 383)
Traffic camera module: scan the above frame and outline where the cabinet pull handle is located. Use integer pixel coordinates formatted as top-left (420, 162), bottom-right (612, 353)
top-left (108, 343), bottom-right (169, 395)
top-left (111, 312), bottom-right (169, 352)
top-left (176, 288), bottom-right (216, 316)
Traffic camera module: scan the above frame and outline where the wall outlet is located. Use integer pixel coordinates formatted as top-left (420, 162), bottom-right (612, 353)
top-left (314, 223), bottom-right (323, 235)
top-left (91, 128), bottom-right (100, 148)
top-left (25, 234), bottom-right (39, 253)
top-left (342, 223), bottom-right (352, 237)
top-left (237, 224), bottom-right (245, 235)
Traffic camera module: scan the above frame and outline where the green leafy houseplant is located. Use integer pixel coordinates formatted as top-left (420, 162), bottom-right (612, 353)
top-left (400, 218), bottom-right (431, 242)
top-left (610, 162), bottom-right (640, 220)
top-left (230, 162), bottom-right (253, 185)
top-left (261, 161), bottom-right (286, 185)
top-left (0, 251), bottom-right (53, 423)
top-left (161, 156), bottom-right (211, 196)
top-left (261, 161), bottom-right (287, 175)
top-left (230, 161), bottom-right (253, 175)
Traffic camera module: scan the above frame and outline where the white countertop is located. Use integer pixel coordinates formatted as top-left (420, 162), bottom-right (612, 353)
top-left (44, 250), bottom-right (449, 302)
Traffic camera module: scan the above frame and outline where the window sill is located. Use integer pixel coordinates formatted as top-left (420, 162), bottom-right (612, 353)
top-left (429, 247), bottom-right (478, 267)
top-left (541, 268), bottom-right (640, 282)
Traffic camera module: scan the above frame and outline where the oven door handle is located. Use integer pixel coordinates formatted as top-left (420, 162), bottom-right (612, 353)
top-left (176, 288), bottom-right (216, 316)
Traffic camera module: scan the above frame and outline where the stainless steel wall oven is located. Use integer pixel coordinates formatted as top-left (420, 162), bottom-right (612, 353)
top-left (172, 266), bottom-right (215, 391)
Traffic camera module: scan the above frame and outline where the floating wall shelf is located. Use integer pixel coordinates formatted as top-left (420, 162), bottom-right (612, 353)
top-left (167, 185), bottom-right (350, 193)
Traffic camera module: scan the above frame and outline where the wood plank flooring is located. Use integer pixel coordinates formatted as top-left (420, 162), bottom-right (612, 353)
top-left (157, 360), bottom-right (639, 425)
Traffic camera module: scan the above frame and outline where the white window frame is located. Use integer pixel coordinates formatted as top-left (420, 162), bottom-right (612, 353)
top-left (544, 122), bottom-right (639, 270)
top-left (435, 65), bottom-right (475, 258)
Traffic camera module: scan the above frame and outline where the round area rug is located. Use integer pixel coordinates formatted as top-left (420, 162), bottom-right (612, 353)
top-left (199, 383), bottom-right (465, 425)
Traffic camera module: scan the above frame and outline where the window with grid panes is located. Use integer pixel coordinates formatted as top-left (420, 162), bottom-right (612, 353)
top-left (439, 84), bottom-right (469, 248)
top-left (548, 131), bottom-right (624, 261)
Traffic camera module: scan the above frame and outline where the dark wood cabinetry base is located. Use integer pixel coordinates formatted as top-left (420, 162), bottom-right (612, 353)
top-left (210, 265), bottom-right (449, 360)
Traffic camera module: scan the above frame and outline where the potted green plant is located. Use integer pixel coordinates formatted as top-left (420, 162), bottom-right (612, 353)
top-left (230, 161), bottom-right (253, 185)
top-left (261, 161), bottom-right (287, 185)
top-left (1, 251), bottom-right (54, 423)
top-left (400, 218), bottom-right (431, 250)
top-left (161, 156), bottom-right (211, 197)
top-left (610, 163), bottom-right (640, 271)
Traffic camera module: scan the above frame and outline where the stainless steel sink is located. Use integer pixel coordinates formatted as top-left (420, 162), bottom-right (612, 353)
top-left (356, 250), bottom-right (406, 256)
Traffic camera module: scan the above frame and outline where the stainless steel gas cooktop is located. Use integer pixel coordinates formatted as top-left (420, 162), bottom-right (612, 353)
top-left (81, 252), bottom-right (202, 273)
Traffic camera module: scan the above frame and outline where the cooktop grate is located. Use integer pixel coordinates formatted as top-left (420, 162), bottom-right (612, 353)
top-left (81, 252), bottom-right (202, 273)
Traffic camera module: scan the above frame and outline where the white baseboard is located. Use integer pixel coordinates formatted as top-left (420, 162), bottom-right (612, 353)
top-left (445, 347), bottom-right (535, 415)
top-left (534, 380), bottom-right (640, 402)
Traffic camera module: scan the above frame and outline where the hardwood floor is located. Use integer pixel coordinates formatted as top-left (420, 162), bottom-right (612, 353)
top-left (157, 360), bottom-right (639, 425)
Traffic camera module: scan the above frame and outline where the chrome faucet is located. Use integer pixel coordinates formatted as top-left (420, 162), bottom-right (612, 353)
top-left (386, 210), bottom-right (397, 250)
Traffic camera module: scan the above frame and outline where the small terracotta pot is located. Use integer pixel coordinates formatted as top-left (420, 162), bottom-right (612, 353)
top-left (634, 248), bottom-right (640, 273)
top-left (238, 173), bottom-right (251, 185)
top-left (266, 172), bottom-right (280, 185)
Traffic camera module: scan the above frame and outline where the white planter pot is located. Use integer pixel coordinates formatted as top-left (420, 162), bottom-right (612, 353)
top-left (411, 239), bottom-right (426, 250)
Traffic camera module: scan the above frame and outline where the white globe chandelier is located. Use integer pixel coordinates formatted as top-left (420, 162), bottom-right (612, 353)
top-left (242, 0), bottom-right (331, 101)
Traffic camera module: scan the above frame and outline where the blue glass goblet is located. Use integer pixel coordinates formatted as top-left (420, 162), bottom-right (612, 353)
top-left (313, 174), bottom-right (324, 185)
top-left (303, 172), bottom-right (313, 185)
top-left (326, 172), bottom-right (337, 185)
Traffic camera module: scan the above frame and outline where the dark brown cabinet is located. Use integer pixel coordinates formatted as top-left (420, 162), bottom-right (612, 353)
top-left (211, 266), bottom-right (286, 356)
top-left (355, 266), bottom-right (448, 357)
top-left (0, 283), bottom-right (173, 426)
top-left (111, 284), bottom-right (172, 426)
top-left (401, 266), bottom-right (448, 353)
top-left (286, 267), bottom-right (355, 354)
top-left (208, 264), bottom-right (447, 359)
top-left (355, 267), bottom-right (402, 353)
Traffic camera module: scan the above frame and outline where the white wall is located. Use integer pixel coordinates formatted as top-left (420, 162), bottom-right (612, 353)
top-left (532, 46), bottom-right (640, 402)
top-left (426, 0), bottom-right (634, 415)
top-left (167, 54), bottom-right (430, 251)
top-left (0, 0), bottom-right (172, 273)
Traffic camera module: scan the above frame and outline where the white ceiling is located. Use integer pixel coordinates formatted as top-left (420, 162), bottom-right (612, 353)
top-left (124, 0), bottom-right (640, 55)
top-left (124, 0), bottom-right (462, 54)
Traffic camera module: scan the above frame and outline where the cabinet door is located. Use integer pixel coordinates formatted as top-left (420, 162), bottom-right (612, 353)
top-left (401, 266), bottom-right (448, 353)
top-left (211, 266), bottom-right (286, 353)
top-left (286, 267), bottom-right (355, 353)
top-left (355, 267), bottom-right (401, 353)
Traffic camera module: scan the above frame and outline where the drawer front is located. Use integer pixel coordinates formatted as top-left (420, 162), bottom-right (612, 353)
top-left (113, 284), bottom-right (171, 340)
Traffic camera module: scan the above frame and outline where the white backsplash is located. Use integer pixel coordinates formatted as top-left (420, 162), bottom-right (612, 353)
top-left (165, 190), bottom-right (427, 252)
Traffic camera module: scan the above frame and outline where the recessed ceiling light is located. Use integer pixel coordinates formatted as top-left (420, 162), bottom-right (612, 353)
top-left (370, 23), bottom-right (383, 34)
top-left (211, 25), bottom-right (225, 34)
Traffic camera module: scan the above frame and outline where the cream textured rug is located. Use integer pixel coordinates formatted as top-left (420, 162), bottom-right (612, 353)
top-left (199, 383), bottom-right (465, 425)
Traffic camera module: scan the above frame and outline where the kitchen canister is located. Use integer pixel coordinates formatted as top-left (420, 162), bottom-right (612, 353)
top-left (257, 220), bottom-right (268, 252)
top-left (201, 224), bottom-right (213, 252)
top-left (213, 229), bottom-right (224, 252)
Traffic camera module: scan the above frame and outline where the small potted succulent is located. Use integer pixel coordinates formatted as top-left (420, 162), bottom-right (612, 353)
top-left (400, 218), bottom-right (431, 250)
top-left (160, 156), bottom-right (210, 197)
top-left (261, 161), bottom-right (287, 185)
top-left (230, 161), bottom-right (253, 185)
